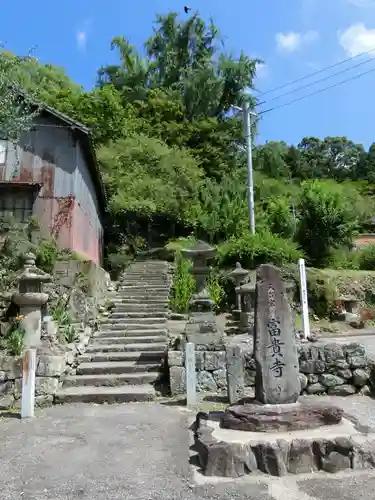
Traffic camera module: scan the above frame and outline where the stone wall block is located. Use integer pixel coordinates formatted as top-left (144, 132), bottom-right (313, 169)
top-left (36, 355), bottom-right (66, 377)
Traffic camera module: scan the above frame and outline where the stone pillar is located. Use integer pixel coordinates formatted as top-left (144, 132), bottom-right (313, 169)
top-left (12, 253), bottom-right (51, 349)
top-left (182, 241), bottom-right (224, 350)
top-left (229, 263), bottom-right (249, 316)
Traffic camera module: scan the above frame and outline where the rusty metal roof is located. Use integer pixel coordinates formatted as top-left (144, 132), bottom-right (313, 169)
top-left (17, 89), bottom-right (108, 215)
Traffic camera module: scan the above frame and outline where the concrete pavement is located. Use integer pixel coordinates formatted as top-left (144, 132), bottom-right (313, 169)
top-left (2, 400), bottom-right (375, 499)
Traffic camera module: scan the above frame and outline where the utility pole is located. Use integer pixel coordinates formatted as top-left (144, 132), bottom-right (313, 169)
top-left (242, 101), bottom-right (256, 234)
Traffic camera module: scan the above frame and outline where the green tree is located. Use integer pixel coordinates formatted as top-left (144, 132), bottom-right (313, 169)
top-left (0, 53), bottom-right (39, 141)
top-left (265, 197), bottom-right (296, 238)
top-left (100, 13), bottom-right (259, 120)
top-left (253, 141), bottom-right (291, 179)
top-left (296, 180), bottom-right (358, 267)
top-left (98, 134), bottom-right (203, 238)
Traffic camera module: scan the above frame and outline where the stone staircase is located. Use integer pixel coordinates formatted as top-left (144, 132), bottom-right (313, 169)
top-left (55, 260), bottom-right (171, 404)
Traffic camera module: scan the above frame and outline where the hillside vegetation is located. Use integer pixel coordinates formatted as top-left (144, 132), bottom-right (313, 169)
top-left (2, 11), bottom-right (375, 280)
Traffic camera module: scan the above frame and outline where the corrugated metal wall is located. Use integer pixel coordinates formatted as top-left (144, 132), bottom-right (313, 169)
top-left (1, 114), bottom-right (104, 264)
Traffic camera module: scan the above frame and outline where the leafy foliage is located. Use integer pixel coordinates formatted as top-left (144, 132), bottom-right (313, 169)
top-left (296, 181), bottom-right (358, 267)
top-left (217, 230), bottom-right (302, 269)
top-left (169, 251), bottom-right (195, 313)
top-left (4, 11), bottom-right (375, 278)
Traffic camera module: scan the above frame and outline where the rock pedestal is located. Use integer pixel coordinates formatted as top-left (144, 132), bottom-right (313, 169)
top-left (12, 253), bottom-right (51, 349)
top-left (254, 264), bottom-right (300, 404)
top-left (220, 402), bottom-right (343, 432)
top-left (182, 241), bottom-right (224, 350)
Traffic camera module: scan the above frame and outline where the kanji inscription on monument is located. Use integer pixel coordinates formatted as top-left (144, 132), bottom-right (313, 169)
top-left (254, 264), bottom-right (300, 404)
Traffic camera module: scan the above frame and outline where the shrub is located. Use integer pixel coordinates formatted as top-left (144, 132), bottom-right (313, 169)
top-left (105, 250), bottom-right (132, 280)
top-left (296, 180), bottom-right (358, 267)
top-left (305, 269), bottom-right (337, 318)
top-left (207, 270), bottom-right (225, 312)
top-left (217, 230), bottom-right (303, 269)
top-left (265, 196), bottom-right (296, 238)
top-left (165, 235), bottom-right (197, 254)
top-left (169, 251), bottom-right (195, 313)
top-left (0, 315), bottom-right (25, 356)
top-left (36, 238), bottom-right (61, 273)
top-left (328, 247), bottom-right (360, 270)
top-left (357, 244), bottom-right (375, 270)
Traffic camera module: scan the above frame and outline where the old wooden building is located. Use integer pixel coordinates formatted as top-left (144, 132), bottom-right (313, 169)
top-left (0, 104), bottom-right (106, 265)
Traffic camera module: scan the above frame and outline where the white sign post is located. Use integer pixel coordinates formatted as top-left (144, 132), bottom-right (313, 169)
top-left (21, 348), bottom-right (36, 419)
top-left (185, 342), bottom-right (196, 409)
top-left (298, 258), bottom-right (310, 340)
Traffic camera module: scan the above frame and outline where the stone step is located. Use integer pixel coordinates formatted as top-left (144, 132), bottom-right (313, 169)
top-left (55, 385), bottom-right (156, 404)
top-left (113, 302), bottom-right (169, 308)
top-left (110, 311), bottom-right (168, 319)
top-left (86, 339), bottom-right (167, 352)
top-left (124, 271), bottom-right (169, 275)
top-left (79, 350), bottom-right (165, 363)
top-left (113, 296), bottom-right (169, 301)
top-left (100, 318), bottom-right (167, 328)
top-left (113, 295), bottom-right (170, 301)
top-left (92, 335), bottom-right (166, 345)
top-left (77, 361), bottom-right (161, 375)
top-left (120, 283), bottom-right (171, 288)
top-left (93, 328), bottom-right (167, 339)
top-left (117, 292), bottom-right (170, 298)
top-left (119, 284), bottom-right (169, 289)
top-left (61, 372), bottom-right (162, 387)
top-left (99, 321), bottom-right (167, 335)
top-left (112, 304), bottom-right (168, 312)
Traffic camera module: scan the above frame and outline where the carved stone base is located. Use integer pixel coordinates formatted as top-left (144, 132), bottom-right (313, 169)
top-left (193, 411), bottom-right (375, 477)
top-left (184, 312), bottom-right (225, 351)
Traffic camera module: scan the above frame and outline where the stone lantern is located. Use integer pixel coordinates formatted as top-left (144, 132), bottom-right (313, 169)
top-left (182, 241), bottom-right (216, 312)
top-left (238, 280), bottom-right (256, 334)
top-left (12, 252), bottom-right (51, 348)
top-left (229, 262), bottom-right (249, 315)
top-left (182, 241), bottom-right (224, 349)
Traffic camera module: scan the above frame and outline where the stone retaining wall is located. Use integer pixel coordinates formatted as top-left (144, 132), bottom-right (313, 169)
top-left (168, 342), bottom-right (373, 396)
top-left (0, 325), bottom-right (93, 408)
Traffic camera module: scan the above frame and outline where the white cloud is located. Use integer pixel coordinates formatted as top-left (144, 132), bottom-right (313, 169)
top-left (76, 30), bottom-right (87, 51)
top-left (347, 0), bottom-right (375, 7)
top-left (338, 23), bottom-right (375, 56)
top-left (76, 19), bottom-right (92, 52)
top-left (275, 30), bottom-right (319, 52)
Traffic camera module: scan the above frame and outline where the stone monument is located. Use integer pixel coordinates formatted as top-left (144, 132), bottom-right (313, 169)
top-left (254, 264), bottom-right (300, 404)
top-left (182, 241), bottom-right (224, 350)
top-left (192, 265), bottom-right (375, 478)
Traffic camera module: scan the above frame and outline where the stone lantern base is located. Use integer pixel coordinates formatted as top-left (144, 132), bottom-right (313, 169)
top-left (184, 312), bottom-right (225, 351)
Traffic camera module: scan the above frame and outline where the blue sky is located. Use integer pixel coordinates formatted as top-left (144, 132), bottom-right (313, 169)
top-left (3, 0), bottom-right (375, 148)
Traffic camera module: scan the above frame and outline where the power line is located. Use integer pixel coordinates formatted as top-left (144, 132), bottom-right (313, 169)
top-left (258, 46), bottom-right (375, 97)
top-left (259, 64), bottom-right (375, 115)
top-left (258, 56), bottom-right (375, 106)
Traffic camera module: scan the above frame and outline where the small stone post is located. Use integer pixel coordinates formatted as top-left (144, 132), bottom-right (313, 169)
top-left (298, 258), bottom-right (310, 340)
top-left (21, 348), bottom-right (36, 418)
top-left (185, 342), bottom-right (196, 409)
top-left (229, 263), bottom-right (249, 319)
top-left (226, 345), bottom-right (245, 404)
top-left (12, 252), bottom-right (51, 348)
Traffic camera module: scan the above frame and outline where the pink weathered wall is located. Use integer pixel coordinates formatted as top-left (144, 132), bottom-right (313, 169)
top-left (34, 197), bottom-right (73, 251)
top-left (71, 201), bottom-right (100, 264)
